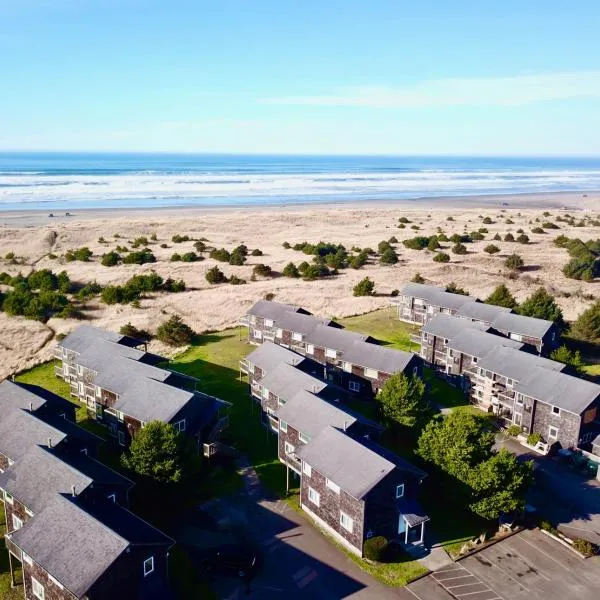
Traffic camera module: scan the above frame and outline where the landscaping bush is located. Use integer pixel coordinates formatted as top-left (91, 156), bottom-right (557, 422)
top-left (363, 536), bottom-right (389, 562)
top-left (282, 262), bottom-right (300, 278)
top-left (507, 425), bottom-right (521, 437)
top-left (205, 266), bottom-right (227, 284)
top-left (156, 315), bottom-right (194, 346)
top-left (433, 252), bottom-right (450, 263)
top-left (572, 538), bottom-right (596, 556)
top-left (123, 249), bottom-right (156, 264)
top-left (505, 253), bottom-right (524, 270)
top-left (119, 322), bottom-right (152, 341)
top-left (380, 247), bottom-right (399, 264)
top-left (452, 243), bottom-right (467, 255)
top-left (210, 248), bottom-right (231, 262)
top-left (484, 244), bottom-right (500, 255)
top-left (253, 263), bottom-right (272, 277)
top-left (353, 277), bottom-right (375, 297)
top-left (527, 432), bottom-right (542, 446)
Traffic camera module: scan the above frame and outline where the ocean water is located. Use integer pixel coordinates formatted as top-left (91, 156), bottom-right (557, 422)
top-left (1, 152), bottom-right (600, 211)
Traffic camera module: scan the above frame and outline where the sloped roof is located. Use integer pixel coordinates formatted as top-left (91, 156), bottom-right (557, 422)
top-left (456, 302), bottom-right (512, 323)
top-left (491, 312), bottom-right (554, 339)
top-left (422, 313), bottom-right (488, 339)
top-left (245, 342), bottom-right (306, 373)
top-left (275, 390), bottom-right (356, 439)
top-left (0, 410), bottom-right (66, 462)
top-left (259, 363), bottom-right (328, 401)
top-left (307, 325), bottom-right (369, 353)
top-left (297, 427), bottom-right (396, 499)
top-left (516, 367), bottom-right (600, 415)
top-left (276, 311), bottom-right (333, 336)
top-left (400, 283), bottom-right (474, 311)
top-left (246, 299), bottom-right (305, 319)
top-left (58, 325), bottom-right (127, 353)
top-left (0, 379), bottom-right (47, 415)
top-left (0, 445), bottom-right (93, 513)
top-left (397, 497), bottom-right (430, 527)
top-left (341, 341), bottom-right (415, 374)
top-left (446, 328), bottom-right (523, 358)
top-left (477, 346), bottom-right (564, 382)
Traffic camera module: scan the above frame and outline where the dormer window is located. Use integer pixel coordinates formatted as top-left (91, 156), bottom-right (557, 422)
top-left (143, 556), bottom-right (154, 577)
top-left (396, 484), bottom-right (405, 498)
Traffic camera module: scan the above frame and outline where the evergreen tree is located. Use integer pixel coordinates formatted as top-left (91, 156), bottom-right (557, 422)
top-left (485, 284), bottom-right (518, 309)
top-left (570, 301), bottom-right (600, 343)
top-left (517, 287), bottom-right (564, 329)
top-left (378, 373), bottom-right (428, 429)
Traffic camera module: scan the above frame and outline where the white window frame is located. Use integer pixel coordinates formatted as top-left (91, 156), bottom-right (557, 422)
top-left (173, 419), bottom-right (186, 432)
top-left (265, 318), bottom-right (273, 327)
top-left (514, 412), bottom-right (522, 426)
top-left (552, 406), bottom-right (561, 416)
top-left (516, 394), bottom-right (524, 406)
top-left (4, 491), bottom-right (13, 505)
top-left (343, 361), bottom-right (352, 373)
top-left (262, 387), bottom-right (270, 399)
top-left (276, 328), bottom-right (283, 338)
top-left (548, 426), bottom-right (559, 440)
top-left (349, 380), bottom-right (360, 392)
top-left (306, 344), bottom-right (314, 355)
top-left (299, 431), bottom-right (310, 444)
top-left (12, 514), bottom-right (23, 531)
top-left (292, 332), bottom-right (302, 342)
top-left (31, 577), bottom-right (45, 600)
top-left (303, 462), bottom-right (312, 477)
top-left (143, 556), bottom-right (154, 577)
top-left (326, 478), bottom-right (340, 494)
top-left (340, 511), bottom-right (353, 533)
top-left (396, 484), bottom-right (405, 498)
top-left (472, 356), bottom-right (478, 364)
top-left (325, 348), bottom-right (337, 359)
top-left (284, 441), bottom-right (295, 456)
top-left (279, 420), bottom-right (288, 432)
top-left (253, 329), bottom-right (262, 339)
top-left (308, 486), bottom-right (320, 507)
top-left (364, 368), bottom-right (378, 379)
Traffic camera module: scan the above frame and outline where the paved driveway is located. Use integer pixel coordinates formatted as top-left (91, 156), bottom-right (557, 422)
top-left (405, 528), bottom-right (600, 600)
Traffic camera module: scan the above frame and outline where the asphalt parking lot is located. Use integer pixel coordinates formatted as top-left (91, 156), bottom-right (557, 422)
top-left (405, 528), bottom-right (600, 600)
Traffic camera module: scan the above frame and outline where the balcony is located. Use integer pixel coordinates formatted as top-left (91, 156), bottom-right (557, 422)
top-left (239, 316), bottom-right (251, 326)
top-left (409, 334), bottom-right (422, 345)
top-left (54, 365), bottom-right (64, 378)
top-left (239, 359), bottom-right (250, 374)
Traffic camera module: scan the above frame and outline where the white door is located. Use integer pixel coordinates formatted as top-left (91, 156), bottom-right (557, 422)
top-left (398, 515), bottom-right (406, 535)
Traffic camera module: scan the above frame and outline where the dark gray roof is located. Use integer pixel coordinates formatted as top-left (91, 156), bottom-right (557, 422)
top-left (245, 342), bottom-right (306, 373)
top-left (247, 299), bottom-right (304, 320)
top-left (446, 328), bottom-right (523, 358)
top-left (75, 340), bottom-right (161, 373)
top-left (516, 368), bottom-right (600, 415)
top-left (58, 325), bottom-right (126, 353)
top-left (0, 445), bottom-right (93, 514)
top-left (491, 312), bottom-right (554, 339)
top-left (422, 314), bottom-right (488, 339)
top-left (297, 427), bottom-right (396, 499)
top-left (400, 283), bottom-right (474, 311)
top-left (0, 379), bottom-right (47, 414)
top-left (307, 325), bottom-right (369, 354)
top-left (456, 302), bottom-right (512, 323)
top-left (276, 311), bottom-right (333, 336)
top-left (342, 341), bottom-right (415, 374)
top-left (0, 410), bottom-right (66, 462)
top-left (477, 346), bottom-right (564, 382)
top-left (259, 363), bottom-right (328, 401)
top-left (397, 497), bottom-right (430, 527)
top-left (275, 390), bottom-right (357, 440)
top-left (8, 494), bottom-right (130, 597)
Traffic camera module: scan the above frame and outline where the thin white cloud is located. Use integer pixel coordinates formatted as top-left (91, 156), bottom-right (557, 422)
top-left (262, 71), bottom-right (600, 108)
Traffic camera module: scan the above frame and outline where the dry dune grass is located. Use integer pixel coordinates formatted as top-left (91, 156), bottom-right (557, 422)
top-left (0, 204), bottom-right (598, 379)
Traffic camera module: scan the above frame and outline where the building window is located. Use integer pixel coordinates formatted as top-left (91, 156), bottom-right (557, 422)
top-left (292, 332), bottom-right (302, 342)
top-left (326, 478), bottom-right (340, 494)
top-left (510, 333), bottom-right (523, 342)
top-left (12, 514), bottom-right (23, 530)
top-left (279, 420), bottom-right (288, 432)
top-left (343, 362), bottom-right (352, 373)
top-left (472, 357), bottom-right (478, 364)
top-left (118, 431), bottom-right (126, 446)
top-left (396, 484), bottom-right (405, 498)
top-left (32, 578), bottom-right (45, 600)
top-left (276, 328), bottom-right (283, 338)
top-left (173, 419), bottom-right (186, 432)
top-left (303, 462), bottom-right (312, 477)
top-left (364, 368), bottom-right (378, 379)
top-left (308, 487), bottom-right (320, 507)
top-left (284, 442), bottom-right (295, 455)
top-left (326, 348), bottom-right (337, 359)
top-left (4, 492), bottom-right (13, 505)
top-left (299, 431), bottom-right (310, 444)
top-left (552, 406), bottom-right (561, 415)
top-left (253, 330), bottom-right (262, 339)
top-left (514, 413), bottom-right (522, 426)
top-left (143, 556), bottom-right (154, 577)
top-left (340, 511), bottom-right (354, 533)
top-left (306, 344), bottom-right (314, 355)
top-left (265, 319), bottom-right (273, 327)
top-left (548, 426), bottom-right (558, 440)
top-left (506, 379), bottom-right (513, 387)
top-left (262, 387), bottom-right (270, 399)
top-left (349, 380), bottom-right (360, 392)
top-left (516, 394), bottom-right (523, 406)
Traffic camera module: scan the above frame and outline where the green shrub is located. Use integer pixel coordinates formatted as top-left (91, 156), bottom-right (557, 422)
top-left (353, 277), bottom-right (375, 297)
top-left (484, 244), bottom-right (500, 255)
top-left (194, 240), bottom-right (207, 253)
top-left (516, 234), bottom-right (529, 244)
top-left (527, 432), bottom-right (542, 446)
top-left (452, 243), bottom-right (467, 255)
top-left (251, 248), bottom-right (263, 256)
top-left (398, 216), bottom-right (411, 223)
top-left (170, 253), bottom-right (182, 262)
top-left (253, 264), bottom-right (272, 277)
top-left (390, 289), bottom-right (399, 297)
top-left (412, 273), bottom-right (425, 283)
top-left (119, 322), bottom-right (152, 341)
top-left (470, 231), bottom-right (485, 241)
top-left (402, 236), bottom-right (429, 250)
top-left (433, 252), bottom-right (450, 263)
top-left (493, 233), bottom-right (501, 241)
top-left (542, 222), bottom-right (559, 229)
top-left (282, 262), bottom-right (300, 278)
top-left (447, 282), bottom-right (468, 295)
top-left (131, 236), bottom-right (149, 248)
top-left (282, 241), bottom-right (291, 249)
top-left (380, 247), bottom-right (398, 264)
top-left (181, 252), bottom-right (199, 262)
top-left (504, 233), bottom-right (515, 242)
top-left (482, 217), bottom-right (493, 224)
top-left (427, 237), bottom-right (440, 251)
top-left (123, 249), bottom-right (156, 264)
top-left (229, 275), bottom-right (247, 285)
top-left (156, 315), bottom-right (194, 346)
top-left (572, 538), bottom-right (596, 556)
top-left (101, 251), bottom-right (121, 267)
top-left (531, 227), bottom-right (545, 234)
top-left (205, 266), bottom-right (227, 284)
top-left (507, 425), bottom-right (521, 437)
top-left (65, 247), bottom-right (93, 262)
top-left (210, 248), bottom-right (231, 262)
top-left (505, 253), bottom-right (524, 270)
top-left (171, 234), bottom-right (191, 243)
top-left (363, 536), bottom-right (389, 562)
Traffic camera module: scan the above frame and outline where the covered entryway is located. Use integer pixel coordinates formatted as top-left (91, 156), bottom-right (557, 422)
top-left (398, 498), bottom-right (430, 546)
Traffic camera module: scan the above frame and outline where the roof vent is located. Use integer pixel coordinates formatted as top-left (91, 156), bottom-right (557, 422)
top-left (48, 437), bottom-right (52, 448)
top-left (71, 485), bottom-right (76, 497)
top-left (29, 402), bottom-right (34, 412)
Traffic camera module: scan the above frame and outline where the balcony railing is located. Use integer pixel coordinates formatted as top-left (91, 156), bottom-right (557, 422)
top-left (239, 359), bottom-right (250, 374)
top-left (239, 316), bottom-right (251, 326)
top-left (409, 334), bottom-right (422, 345)
top-left (54, 366), bottom-right (64, 378)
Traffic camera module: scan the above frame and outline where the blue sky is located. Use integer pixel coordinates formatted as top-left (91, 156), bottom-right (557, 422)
top-left (1, 0), bottom-right (599, 155)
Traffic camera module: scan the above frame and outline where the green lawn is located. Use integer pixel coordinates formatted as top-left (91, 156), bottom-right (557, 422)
top-left (583, 363), bottom-right (600, 379)
top-left (423, 367), bottom-right (469, 409)
top-left (0, 504), bottom-right (23, 600)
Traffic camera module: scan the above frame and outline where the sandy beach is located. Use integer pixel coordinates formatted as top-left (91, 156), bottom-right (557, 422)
top-left (0, 191), bottom-right (598, 380)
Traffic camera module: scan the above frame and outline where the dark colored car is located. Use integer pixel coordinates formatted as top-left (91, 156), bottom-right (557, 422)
top-left (200, 543), bottom-right (261, 580)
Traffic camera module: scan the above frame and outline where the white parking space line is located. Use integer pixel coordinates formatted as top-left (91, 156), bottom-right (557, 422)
top-left (459, 561), bottom-right (505, 600)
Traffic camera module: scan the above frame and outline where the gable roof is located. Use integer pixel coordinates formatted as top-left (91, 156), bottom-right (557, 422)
top-left (456, 302), bottom-right (512, 323)
top-left (58, 325), bottom-right (128, 353)
top-left (516, 368), bottom-right (600, 415)
top-left (307, 324), bottom-right (369, 353)
top-left (0, 409), bottom-right (66, 462)
top-left (9, 494), bottom-right (130, 597)
top-left (246, 299), bottom-right (306, 320)
top-left (0, 445), bottom-right (93, 513)
top-left (275, 390), bottom-right (357, 439)
top-left (490, 312), bottom-right (555, 339)
top-left (259, 362), bottom-right (328, 401)
top-left (245, 342), bottom-right (307, 373)
top-left (446, 328), bottom-right (524, 358)
top-left (297, 427), bottom-right (397, 499)
top-left (477, 346), bottom-right (564, 382)
top-left (0, 379), bottom-right (47, 415)
top-left (276, 311), bottom-right (334, 336)
top-left (422, 313), bottom-right (488, 339)
top-left (400, 282), bottom-right (474, 311)
top-left (342, 341), bottom-right (415, 374)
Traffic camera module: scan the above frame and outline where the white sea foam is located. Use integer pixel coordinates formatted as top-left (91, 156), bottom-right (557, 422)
top-left (1, 169), bottom-right (600, 206)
